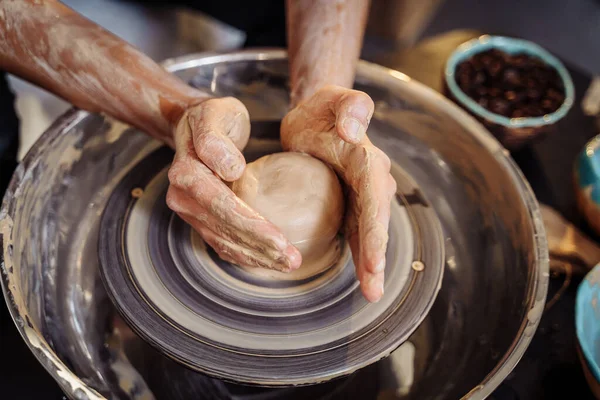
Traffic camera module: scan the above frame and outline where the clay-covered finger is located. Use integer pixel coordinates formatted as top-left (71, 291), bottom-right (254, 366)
top-left (357, 169), bottom-right (394, 276)
top-left (346, 212), bottom-right (361, 276)
top-left (191, 124), bottom-right (246, 181)
top-left (334, 90), bottom-right (374, 144)
top-left (198, 97), bottom-right (251, 151)
top-left (179, 214), bottom-right (254, 266)
top-left (173, 107), bottom-right (245, 182)
top-left (179, 214), bottom-right (299, 272)
top-left (345, 192), bottom-right (384, 303)
top-left (351, 230), bottom-right (385, 303)
top-left (280, 127), bottom-right (351, 172)
top-left (186, 97), bottom-right (250, 181)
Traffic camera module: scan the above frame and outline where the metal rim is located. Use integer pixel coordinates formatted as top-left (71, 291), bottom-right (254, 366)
top-left (0, 49), bottom-right (549, 399)
top-left (0, 109), bottom-right (103, 400)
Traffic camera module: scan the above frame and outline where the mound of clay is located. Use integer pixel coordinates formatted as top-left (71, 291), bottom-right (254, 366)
top-left (232, 152), bottom-right (345, 279)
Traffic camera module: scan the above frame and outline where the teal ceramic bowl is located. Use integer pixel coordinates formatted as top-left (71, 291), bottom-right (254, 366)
top-left (575, 135), bottom-right (600, 236)
top-left (576, 263), bottom-right (600, 399)
top-left (444, 35), bottom-right (575, 149)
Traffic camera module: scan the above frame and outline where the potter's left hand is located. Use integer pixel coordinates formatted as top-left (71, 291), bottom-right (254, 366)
top-left (281, 85), bottom-right (396, 303)
top-left (167, 98), bottom-right (302, 273)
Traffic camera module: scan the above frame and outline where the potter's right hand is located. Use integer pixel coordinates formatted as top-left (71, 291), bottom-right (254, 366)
top-left (281, 86), bottom-right (396, 303)
top-left (166, 98), bottom-right (302, 272)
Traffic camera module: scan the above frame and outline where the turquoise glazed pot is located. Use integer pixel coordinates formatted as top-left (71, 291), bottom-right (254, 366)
top-left (444, 35), bottom-right (575, 149)
top-left (576, 263), bottom-right (600, 399)
top-left (575, 135), bottom-right (600, 236)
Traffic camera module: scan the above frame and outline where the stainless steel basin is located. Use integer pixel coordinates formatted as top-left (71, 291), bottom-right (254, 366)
top-left (0, 50), bottom-right (548, 399)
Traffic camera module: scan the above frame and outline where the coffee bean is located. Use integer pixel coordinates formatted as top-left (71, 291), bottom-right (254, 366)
top-left (474, 71), bottom-right (486, 85)
top-left (526, 78), bottom-right (538, 89)
top-left (481, 54), bottom-right (494, 68)
top-left (527, 88), bottom-right (542, 100)
top-left (503, 68), bottom-right (521, 86)
top-left (489, 98), bottom-right (511, 116)
top-left (530, 57), bottom-right (546, 68)
top-left (458, 72), bottom-right (472, 88)
top-left (524, 104), bottom-right (545, 117)
top-left (512, 54), bottom-right (529, 68)
top-left (489, 87), bottom-right (502, 97)
top-left (541, 99), bottom-right (556, 111)
top-left (533, 67), bottom-right (550, 84)
top-left (547, 88), bottom-right (564, 102)
top-left (549, 70), bottom-right (563, 89)
top-left (489, 49), bottom-right (505, 58)
top-left (470, 57), bottom-right (484, 71)
top-left (476, 86), bottom-right (488, 97)
top-left (488, 61), bottom-right (503, 78)
top-left (457, 62), bottom-right (473, 75)
top-left (467, 88), bottom-right (479, 99)
top-left (514, 90), bottom-right (527, 103)
top-left (505, 91), bottom-right (517, 101)
top-left (512, 109), bottom-right (526, 118)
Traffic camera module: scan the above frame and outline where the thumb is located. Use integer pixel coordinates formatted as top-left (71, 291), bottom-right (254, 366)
top-left (334, 90), bottom-right (374, 144)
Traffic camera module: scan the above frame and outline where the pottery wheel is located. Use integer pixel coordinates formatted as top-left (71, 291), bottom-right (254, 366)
top-left (98, 145), bottom-right (445, 386)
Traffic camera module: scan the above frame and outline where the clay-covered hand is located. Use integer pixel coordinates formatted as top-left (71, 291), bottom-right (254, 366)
top-left (281, 85), bottom-right (396, 302)
top-left (167, 97), bottom-right (302, 272)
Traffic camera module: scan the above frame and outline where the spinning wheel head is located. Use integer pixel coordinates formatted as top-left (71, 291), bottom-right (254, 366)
top-left (98, 145), bottom-right (444, 386)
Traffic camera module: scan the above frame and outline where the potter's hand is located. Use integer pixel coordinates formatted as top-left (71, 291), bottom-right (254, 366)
top-left (167, 98), bottom-right (302, 272)
top-left (281, 85), bottom-right (396, 302)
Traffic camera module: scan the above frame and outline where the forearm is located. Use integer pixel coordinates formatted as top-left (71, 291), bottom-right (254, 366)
top-left (286, 0), bottom-right (370, 107)
top-left (0, 0), bottom-right (208, 144)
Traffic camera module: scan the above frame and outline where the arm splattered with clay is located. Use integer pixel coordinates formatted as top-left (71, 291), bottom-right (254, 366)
top-left (0, 0), bottom-right (207, 145)
top-left (283, 1), bottom-right (395, 303)
top-left (0, 0), bottom-right (301, 272)
top-left (286, 0), bottom-right (370, 107)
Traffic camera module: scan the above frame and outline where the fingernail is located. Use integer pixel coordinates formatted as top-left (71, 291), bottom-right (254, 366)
top-left (342, 118), bottom-right (366, 142)
top-left (369, 274), bottom-right (384, 302)
top-left (353, 104), bottom-right (370, 121)
top-left (231, 160), bottom-right (245, 178)
top-left (360, 274), bottom-right (383, 303)
top-left (284, 244), bottom-right (302, 270)
top-left (374, 260), bottom-right (385, 273)
top-left (222, 157), bottom-right (244, 181)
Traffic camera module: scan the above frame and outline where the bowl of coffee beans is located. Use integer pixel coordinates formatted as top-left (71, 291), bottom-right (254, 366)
top-left (444, 35), bottom-right (574, 149)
